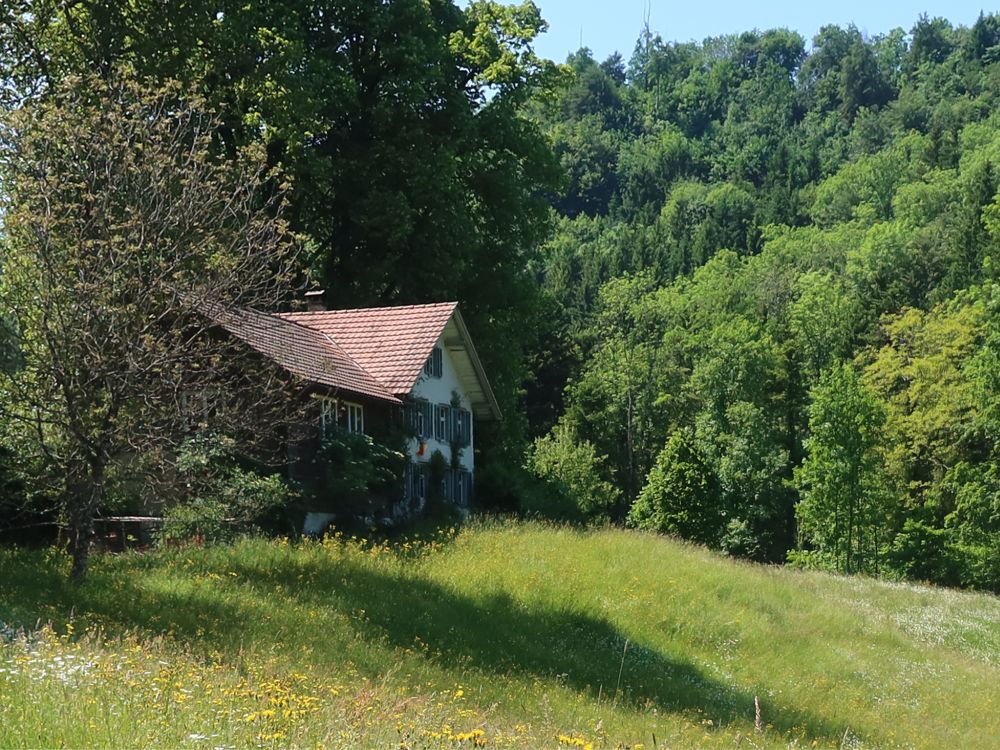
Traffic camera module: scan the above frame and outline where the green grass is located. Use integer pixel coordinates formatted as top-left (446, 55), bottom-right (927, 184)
top-left (1, 520), bottom-right (998, 749)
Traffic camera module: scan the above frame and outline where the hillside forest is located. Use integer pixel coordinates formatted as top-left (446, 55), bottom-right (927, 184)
top-left (0, 3), bottom-right (999, 592)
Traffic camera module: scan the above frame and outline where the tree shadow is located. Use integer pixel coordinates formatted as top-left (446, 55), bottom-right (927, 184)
top-left (0, 548), bottom-right (846, 743)
top-left (217, 555), bottom-right (847, 741)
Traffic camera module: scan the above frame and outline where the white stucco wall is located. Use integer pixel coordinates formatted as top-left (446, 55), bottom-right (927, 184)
top-left (408, 335), bottom-right (474, 472)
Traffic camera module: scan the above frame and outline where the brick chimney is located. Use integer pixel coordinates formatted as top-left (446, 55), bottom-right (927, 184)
top-left (304, 289), bottom-right (326, 312)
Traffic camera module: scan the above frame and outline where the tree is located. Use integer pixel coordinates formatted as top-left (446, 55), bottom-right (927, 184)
top-left (628, 429), bottom-right (721, 545)
top-left (788, 271), bottom-right (861, 383)
top-left (794, 364), bottom-right (893, 575)
top-left (0, 76), bottom-right (300, 582)
top-left (0, 0), bottom-right (568, 489)
top-left (566, 272), bottom-right (684, 505)
top-left (526, 420), bottom-right (621, 520)
top-left (907, 15), bottom-right (956, 72)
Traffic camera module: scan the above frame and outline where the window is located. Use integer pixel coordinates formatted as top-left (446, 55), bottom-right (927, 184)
top-left (319, 397), bottom-right (336, 438)
top-left (181, 388), bottom-right (222, 431)
top-left (406, 462), bottom-right (427, 502)
top-left (319, 397), bottom-right (364, 437)
top-left (407, 399), bottom-right (434, 437)
top-left (442, 468), bottom-right (472, 506)
top-left (456, 469), bottom-right (472, 506)
top-left (435, 403), bottom-right (452, 442)
top-left (451, 407), bottom-right (472, 447)
top-left (423, 346), bottom-right (443, 378)
top-left (344, 402), bottom-right (364, 434)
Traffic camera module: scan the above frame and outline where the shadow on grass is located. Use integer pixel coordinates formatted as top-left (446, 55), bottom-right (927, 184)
top-left (0, 545), bottom-right (840, 742)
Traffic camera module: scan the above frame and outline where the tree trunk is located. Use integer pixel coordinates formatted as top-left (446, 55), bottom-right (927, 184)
top-left (67, 460), bottom-right (105, 584)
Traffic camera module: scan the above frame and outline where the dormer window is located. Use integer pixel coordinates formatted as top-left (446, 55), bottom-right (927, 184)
top-left (423, 346), bottom-right (443, 378)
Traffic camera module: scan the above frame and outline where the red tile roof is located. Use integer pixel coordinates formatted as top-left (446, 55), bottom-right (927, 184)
top-left (199, 298), bottom-right (498, 417)
top-left (280, 302), bottom-right (458, 395)
top-left (203, 303), bottom-right (402, 405)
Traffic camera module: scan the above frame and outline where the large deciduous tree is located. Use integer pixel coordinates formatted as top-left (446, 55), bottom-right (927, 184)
top-left (0, 0), bottom-right (566, 465)
top-left (0, 76), bottom-right (300, 582)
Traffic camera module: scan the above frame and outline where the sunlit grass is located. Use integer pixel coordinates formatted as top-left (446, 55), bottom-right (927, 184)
top-left (1, 520), bottom-right (998, 748)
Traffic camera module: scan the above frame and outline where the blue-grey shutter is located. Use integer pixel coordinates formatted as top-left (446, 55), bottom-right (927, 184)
top-left (464, 410), bottom-right (471, 446)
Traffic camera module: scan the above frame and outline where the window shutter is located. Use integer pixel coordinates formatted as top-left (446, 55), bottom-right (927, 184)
top-left (408, 402), bottom-right (419, 434)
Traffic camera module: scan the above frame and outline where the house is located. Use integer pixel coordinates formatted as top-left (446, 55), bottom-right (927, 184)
top-left (208, 294), bottom-right (500, 531)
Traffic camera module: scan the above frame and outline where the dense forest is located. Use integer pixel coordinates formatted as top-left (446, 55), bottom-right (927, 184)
top-left (0, 3), bottom-right (998, 591)
top-left (523, 14), bottom-right (1000, 592)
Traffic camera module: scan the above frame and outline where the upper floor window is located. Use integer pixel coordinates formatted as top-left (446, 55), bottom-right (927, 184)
top-left (452, 407), bottom-right (472, 447)
top-left (423, 346), bottom-right (443, 378)
top-left (429, 402), bottom-right (472, 445)
top-left (320, 397), bottom-right (336, 438)
top-left (345, 402), bottom-right (364, 435)
top-left (319, 397), bottom-right (364, 437)
top-left (435, 403), bottom-right (452, 442)
top-left (407, 399), bottom-right (434, 438)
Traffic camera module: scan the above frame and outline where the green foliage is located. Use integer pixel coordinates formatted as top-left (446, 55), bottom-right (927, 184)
top-left (628, 430), bottom-right (721, 545)
top-left (531, 13), bottom-right (1000, 591)
top-left (0, 75), bottom-right (298, 581)
top-left (0, 0), bottom-right (568, 506)
top-left (788, 271), bottom-right (860, 382)
top-left (309, 431), bottom-right (408, 517)
top-left (426, 449), bottom-right (450, 512)
top-left (161, 500), bottom-right (230, 546)
top-left (165, 434), bottom-right (299, 545)
top-left (887, 518), bottom-right (961, 586)
top-left (794, 364), bottom-right (894, 575)
top-left (4, 3), bottom-right (1000, 593)
top-left (526, 422), bottom-right (621, 520)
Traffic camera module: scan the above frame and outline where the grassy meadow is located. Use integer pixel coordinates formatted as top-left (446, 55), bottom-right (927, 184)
top-left (1, 520), bottom-right (998, 749)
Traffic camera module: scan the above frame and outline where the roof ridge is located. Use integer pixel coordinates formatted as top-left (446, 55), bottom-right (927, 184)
top-left (282, 300), bottom-right (458, 317)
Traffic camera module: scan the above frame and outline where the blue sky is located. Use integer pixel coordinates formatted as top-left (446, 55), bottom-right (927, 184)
top-left (528, 1), bottom-right (997, 63)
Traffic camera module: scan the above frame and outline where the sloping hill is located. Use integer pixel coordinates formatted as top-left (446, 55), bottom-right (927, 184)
top-left (1, 521), bottom-right (998, 748)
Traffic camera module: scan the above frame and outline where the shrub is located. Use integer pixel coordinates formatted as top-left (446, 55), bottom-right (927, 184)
top-left (887, 518), bottom-right (962, 586)
top-left (628, 430), bottom-right (722, 545)
top-left (161, 499), bottom-right (229, 545)
top-left (308, 430), bottom-right (407, 516)
top-left (161, 433), bottom-right (299, 545)
top-left (525, 421), bottom-right (621, 521)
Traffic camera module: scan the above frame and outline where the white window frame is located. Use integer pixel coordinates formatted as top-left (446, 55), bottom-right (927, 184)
top-left (319, 397), bottom-right (337, 438)
top-left (451, 407), bottom-right (471, 447)
top-left (318, 396), bottom-right (365, 437)
top-left (344, 401), bottom-right (364, 435)
top-left (410, 399), bottom-right (428, 436)
top-left (436, 403), bottom-right (451, 442)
